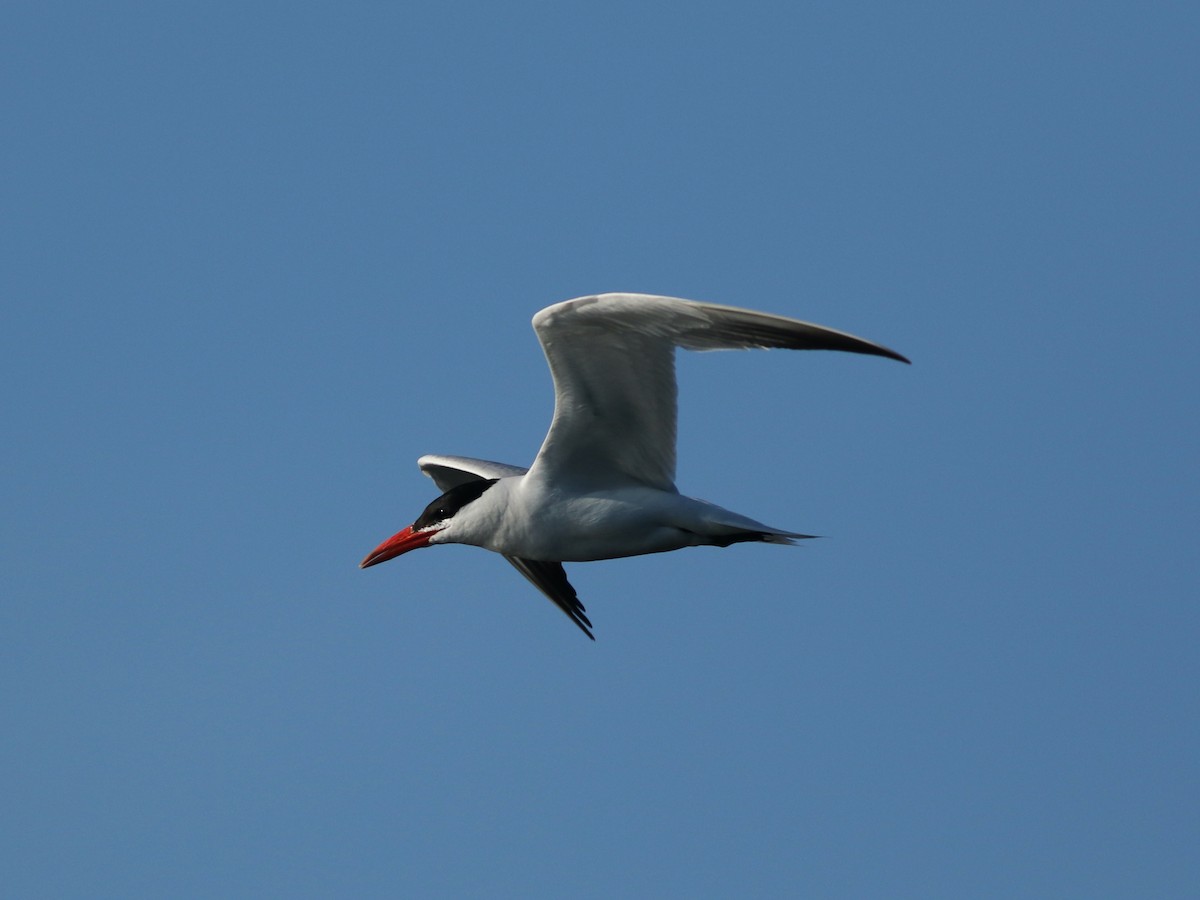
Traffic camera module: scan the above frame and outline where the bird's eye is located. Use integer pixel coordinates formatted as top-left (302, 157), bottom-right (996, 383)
top-left (413, 478), bottom-right (500, 530)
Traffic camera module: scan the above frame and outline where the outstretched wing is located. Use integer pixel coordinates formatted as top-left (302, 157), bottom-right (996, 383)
top-left (504, 557), bottom-right (594, 641)
top-left (418, 454), bottom-right (529, 491)
top-left (417, 454), bottom-right (594, 640)
top-left (527, 294), bottom-right (908, 492)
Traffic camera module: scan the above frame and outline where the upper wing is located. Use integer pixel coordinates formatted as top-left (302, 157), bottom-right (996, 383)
top-left (526, 294), bottom-right (909, 492)
top-left (419, 454), bottom-right (529, 491)
top-left (417, 454), bottom-right (594, 640)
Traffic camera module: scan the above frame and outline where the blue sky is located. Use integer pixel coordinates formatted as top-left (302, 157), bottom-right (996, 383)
top-left (3, 2), bottom-right (1197, 897)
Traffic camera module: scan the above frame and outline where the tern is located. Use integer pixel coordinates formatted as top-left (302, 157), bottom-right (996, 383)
top-left (360, 293), bottom-right (908, 640)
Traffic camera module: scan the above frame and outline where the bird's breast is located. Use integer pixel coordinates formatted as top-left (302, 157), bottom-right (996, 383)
top-left (467, 483), bottom-right (702, 562)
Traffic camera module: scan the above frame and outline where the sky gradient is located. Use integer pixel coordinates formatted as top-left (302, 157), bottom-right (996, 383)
top-left (3, 2), bottom-right (1197, 897)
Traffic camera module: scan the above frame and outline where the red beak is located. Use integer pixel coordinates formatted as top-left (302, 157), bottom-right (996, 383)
top-left (359, 525), bottom-right (436, 568)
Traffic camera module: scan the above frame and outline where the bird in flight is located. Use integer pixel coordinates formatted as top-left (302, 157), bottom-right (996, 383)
top-left (361, 293), bottom-right (908, 639)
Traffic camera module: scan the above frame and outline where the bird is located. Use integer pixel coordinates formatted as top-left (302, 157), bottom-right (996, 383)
top-left (360, 293), bottom-right (909, 640)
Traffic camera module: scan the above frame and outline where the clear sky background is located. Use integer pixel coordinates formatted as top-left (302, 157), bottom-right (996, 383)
top-left (3, 2), bottom-right (1197, 897)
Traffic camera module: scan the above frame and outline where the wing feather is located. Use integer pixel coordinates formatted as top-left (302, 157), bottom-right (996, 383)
top-left (419, 454), bottom-right (528, 491)
top-left (527, 294), bottom-right (908, 491)
top-left (504, 557), bottom-right (594, 640)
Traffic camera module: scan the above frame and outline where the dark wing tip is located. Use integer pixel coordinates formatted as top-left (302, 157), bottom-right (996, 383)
top-left (795, 327), bottom-right (911, 365)
top-left (809, 333), bottom-right (909, 365)
top-left (692, 306), bottom-right (911, 364)
top-left (505, 557), bottom-right (596, 641)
